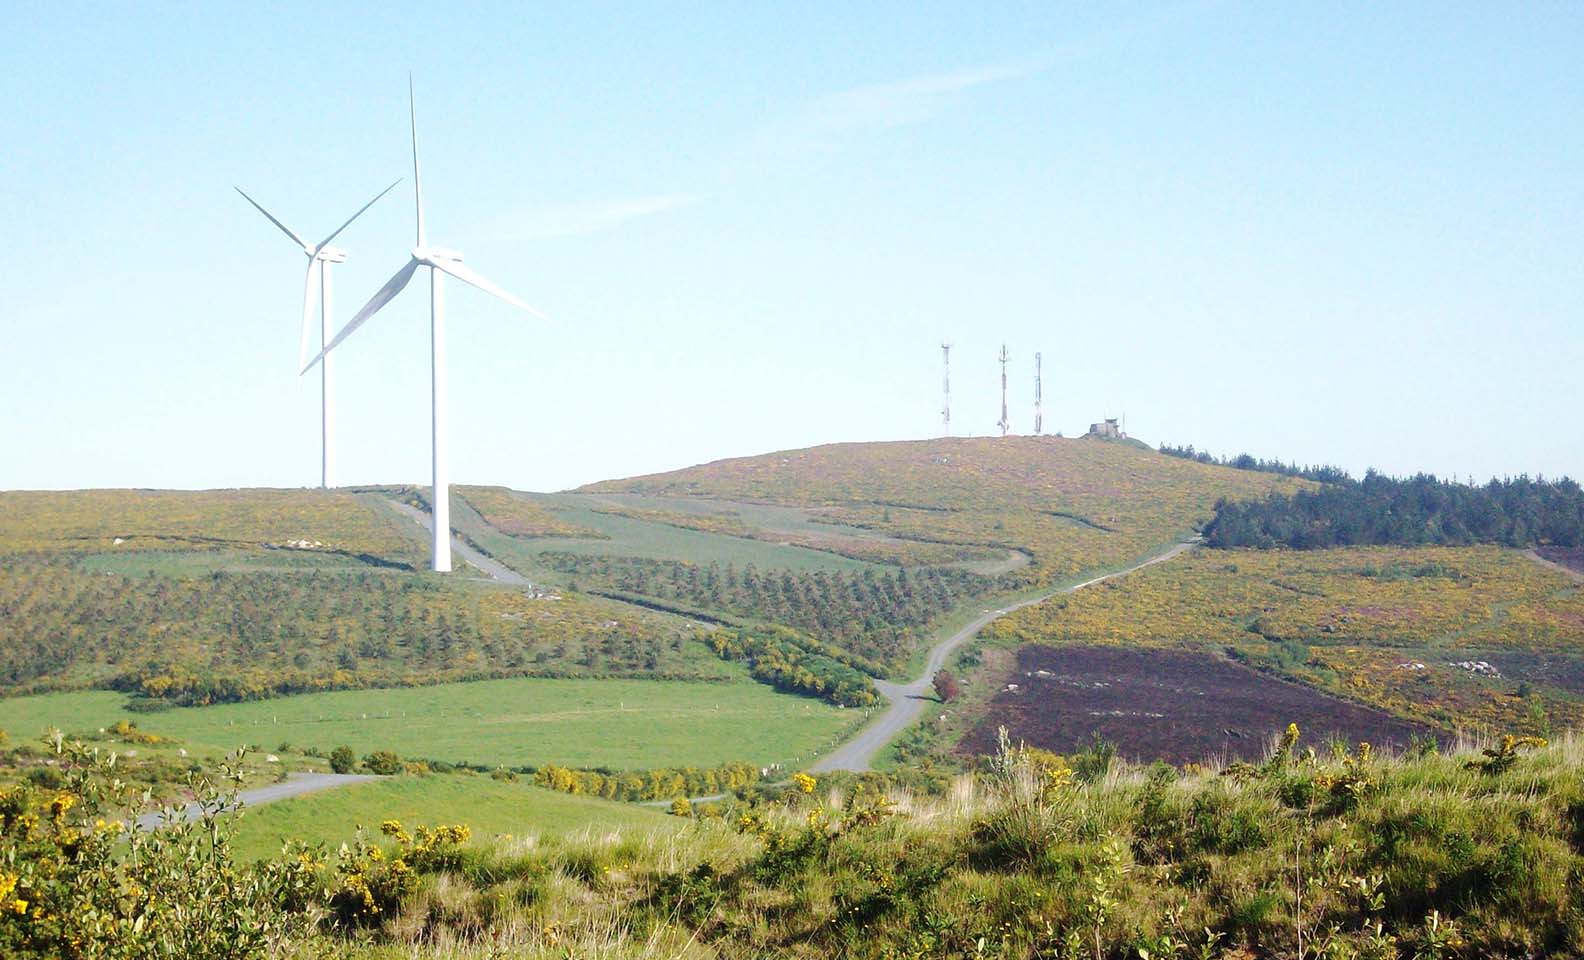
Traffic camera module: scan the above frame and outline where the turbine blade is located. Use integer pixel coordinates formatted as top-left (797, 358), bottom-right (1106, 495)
top-left (299, 259), bottom-right (319, 370)
top-left (432, 259), bottom-right (547, 320)
top-left (410, 75), bottom-right (425, 248)
top-left (314, 178), bottom-right (404, 252)
top-left (234, 186), bottom-right (309, 249)
top-left (301, 258), bottom-right (419, 374)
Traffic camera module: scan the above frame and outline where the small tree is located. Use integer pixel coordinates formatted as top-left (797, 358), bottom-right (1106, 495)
top-left (933, 670), bottom-right (962, 702)
top-left (329, 745), bottom-right (356, 775)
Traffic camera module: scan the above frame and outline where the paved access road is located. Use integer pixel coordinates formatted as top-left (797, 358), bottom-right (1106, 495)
top-left (135, 772), bottom-right (378, 830)
top-left (810, 540), bottom-right (1198, 773)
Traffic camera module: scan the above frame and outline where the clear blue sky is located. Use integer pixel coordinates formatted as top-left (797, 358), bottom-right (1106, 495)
top-left (3, 3), bottom-right (1580, 491)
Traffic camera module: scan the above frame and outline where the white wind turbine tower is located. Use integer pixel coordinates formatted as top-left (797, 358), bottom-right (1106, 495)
top-left (304, 80), bottom-right (544, 573)
top-left (236, 179), bottom-right (401, 488)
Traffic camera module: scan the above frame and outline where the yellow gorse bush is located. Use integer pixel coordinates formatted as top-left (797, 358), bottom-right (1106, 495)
top-left (329, 818), bottom-right (472, 928)
top-left (0, 735), bottom-right (320, 960)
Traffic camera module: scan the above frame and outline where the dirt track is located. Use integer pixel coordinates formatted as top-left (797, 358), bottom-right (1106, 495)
top-left (809, 540), bottom-right (1197, 772)
top-left (382, 498), bottom-right (534, 585)
top-left (135, 773), bottom-right (378, 830)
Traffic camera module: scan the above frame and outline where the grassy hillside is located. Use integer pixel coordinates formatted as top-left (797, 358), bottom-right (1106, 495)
top-left (582, 437), bottom-right (1304, 583)
top-left (16, 727), bottom-right (1584, 958)
top-left (0, 482), bottom-right (873, 792)
top-left (0, 554), bottom-right (712, 700)
top-left (980, 545), bottom-right (1584, 738)
top-left (0, 488), bottom-right (424, 565)
top-left (305, 732), bottom-right (1581, 959)
top-left (450, 489), bottom-right (877, 577)
top-left (454, 485), bottom-right (607, 540)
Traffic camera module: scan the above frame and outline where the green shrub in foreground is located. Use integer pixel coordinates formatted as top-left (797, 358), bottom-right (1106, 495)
top-left (0, 734), bottom-right (316, 960)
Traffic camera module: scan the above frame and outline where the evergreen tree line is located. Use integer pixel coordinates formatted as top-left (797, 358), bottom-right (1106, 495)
top-left (707, 625), bottom-right (881, 707)
top-left (541, 553), bottom-right (989, 668)
top-left (1205, 472), bottom-right (1584, 550)
top-left (1158, 444), bottom-right (1352, 485)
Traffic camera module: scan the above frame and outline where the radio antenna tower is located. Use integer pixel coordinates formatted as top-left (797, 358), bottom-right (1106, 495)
top-left (940, 342), bottom-right (952, 436)
top-left (996, 344), bottom-right (1011, 437)
top-left (1034, 352), bottom-right (1043, 435)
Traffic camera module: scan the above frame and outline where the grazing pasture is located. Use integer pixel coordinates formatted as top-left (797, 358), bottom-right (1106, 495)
top-left (959, 645), bottom-right (1433, 764)
top-left (444, 488), bottom-right (875, 579)
top-left (0, 675), bottom-right (860, 771)
top-left (227, 773), bottom-right (663, 862)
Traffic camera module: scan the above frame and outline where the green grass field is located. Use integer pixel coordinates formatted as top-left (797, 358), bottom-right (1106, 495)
top-left (450, 490), bottom-right (876, 581)
top-left (227, 773), bottom-right (665, 861)
top-left (0, 675), bottom-right (862, 771)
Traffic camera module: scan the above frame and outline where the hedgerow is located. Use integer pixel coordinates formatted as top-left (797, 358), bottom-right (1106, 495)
top-left (531, 760), bottom-right (761, 801)
top-left (707, 625), bottom-right (881, 707)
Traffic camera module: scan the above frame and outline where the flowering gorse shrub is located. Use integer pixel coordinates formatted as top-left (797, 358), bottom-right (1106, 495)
top-left (1466, 734), bottom-right (1548, 775)
top-left (0, 733), bottom-right (318, 960)
top-left (328, 818), bottom-right (470, 928)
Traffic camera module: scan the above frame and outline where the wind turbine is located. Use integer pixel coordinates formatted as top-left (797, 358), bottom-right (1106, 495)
top-left (304, 80), bottom-right (544, 573)
top-left (236, 179), bottom-right (401, 488)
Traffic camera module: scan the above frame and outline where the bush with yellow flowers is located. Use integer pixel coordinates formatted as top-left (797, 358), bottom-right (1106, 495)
top-left (0, 732), bottom-right (320, 960)
top-left (328, 818), bottom-right (470, 929)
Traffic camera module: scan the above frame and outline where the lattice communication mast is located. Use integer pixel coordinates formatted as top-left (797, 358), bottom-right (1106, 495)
top-left (940, 342), bottom-right (952, 436)
top-left (1034, 351), bottom-right (1043, 435)
top-left (996, 344), bottom-right (1011, 437)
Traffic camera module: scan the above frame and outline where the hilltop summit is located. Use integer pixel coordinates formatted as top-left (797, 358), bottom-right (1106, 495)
top-left (582, 436), bottom-right (1300, 582)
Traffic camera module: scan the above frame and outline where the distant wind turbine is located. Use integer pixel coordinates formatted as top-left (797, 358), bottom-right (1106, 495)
top-left (236, 179), bottom-right (402, 488)
top-left (303, 79), bottom-right (545, 573)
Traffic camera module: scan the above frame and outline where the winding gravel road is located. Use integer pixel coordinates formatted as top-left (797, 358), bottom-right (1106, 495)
top-left (135, 773), bottom-right (377, 830)
top-left (809, 540), bottom-right (1198, 773)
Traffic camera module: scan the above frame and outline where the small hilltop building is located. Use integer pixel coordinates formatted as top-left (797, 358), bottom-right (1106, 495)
top-left (1086, 418), bottom-right (1126, 439)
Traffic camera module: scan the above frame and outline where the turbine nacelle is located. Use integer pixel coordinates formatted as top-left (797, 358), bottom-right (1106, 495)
top-left (415, 246), bottom-right (464, 265)
top-left (235, 179), bottom-right (402, 371)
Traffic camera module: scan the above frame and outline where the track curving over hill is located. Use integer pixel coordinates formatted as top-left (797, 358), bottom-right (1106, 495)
top-left (810, 540), bottom-right (1198, 773)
